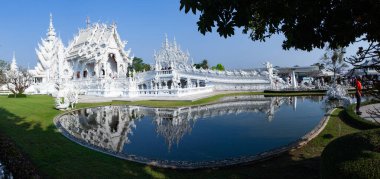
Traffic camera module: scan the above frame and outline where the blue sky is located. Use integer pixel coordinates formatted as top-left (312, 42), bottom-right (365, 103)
top-left (0, 0), bottom-right (368, 69)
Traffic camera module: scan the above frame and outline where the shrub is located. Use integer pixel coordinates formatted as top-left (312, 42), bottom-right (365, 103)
top-left (321, 129), bottom-right (380, 179)
top-left (343, 100), bottom-right (380, 130)
top-left (7, 94), bottom-right (27, 98)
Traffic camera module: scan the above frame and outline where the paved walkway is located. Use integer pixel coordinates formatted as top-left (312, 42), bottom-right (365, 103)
top-left (360, 103), bottom-right (380, 124)
top-left (78, 91), bottom-right (247, 103)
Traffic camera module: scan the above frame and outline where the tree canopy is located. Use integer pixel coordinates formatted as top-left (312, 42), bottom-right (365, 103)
top-left (211, 63), bottom-right (225, 71)
top-left (131, 57), bottom-right (151, 72)
top-left (0, 60), bottom-right (9, 85)
top-left (311, 63), bottom-right (325, 70)
top-left (193, 59), bottom-right (209, 69)
top-left (345, 42), bottom-right (380, 100)
top-left (180, 0), bottom-right (380, 50)
top-left (5, 67), bottom-right (33, 96)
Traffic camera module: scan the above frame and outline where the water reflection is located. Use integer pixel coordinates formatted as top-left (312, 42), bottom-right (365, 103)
top-left (59, 106), bottom-right (140, 152)
top-left (58, 95), bottom-right (325, 154)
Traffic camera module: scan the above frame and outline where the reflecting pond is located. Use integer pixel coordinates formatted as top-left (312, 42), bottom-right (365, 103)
top-left (56, 95), bottom-right (328, 168)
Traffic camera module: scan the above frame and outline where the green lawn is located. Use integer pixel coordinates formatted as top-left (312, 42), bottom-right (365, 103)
top-left (77, 91), bottom-right (326, 108)
top-left (0, 94), bottom-right (362, 178)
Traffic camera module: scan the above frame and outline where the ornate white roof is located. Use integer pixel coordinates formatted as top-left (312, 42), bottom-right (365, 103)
top-left (154, 35), bottom-right (191, 70)
top-left (33, 14), bottom-right (66, 80)
top-left (66, 23), bottom-right (131, 63)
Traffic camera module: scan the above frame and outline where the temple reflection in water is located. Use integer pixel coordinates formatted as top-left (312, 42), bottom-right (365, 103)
top-left (58, 95), bottom-right (325, 153)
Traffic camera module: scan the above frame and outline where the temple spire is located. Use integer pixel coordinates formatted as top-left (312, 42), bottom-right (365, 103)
top-left (47, 13), bottom-right (56, 41)
top-left (86, 16), bottom-right (91, 28)
top-left (10, 51), bottom-right (18, 71)
top-left (164, 34), bottom-right (169, 48)
top-left (173, 37), bottom-right (177, 50)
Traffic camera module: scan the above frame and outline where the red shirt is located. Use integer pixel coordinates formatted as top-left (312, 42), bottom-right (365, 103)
top-left (356, 80), bottom-right (362, 91)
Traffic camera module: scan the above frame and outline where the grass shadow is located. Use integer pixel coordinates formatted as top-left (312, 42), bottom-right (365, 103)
top-left (0, 96), bottom-right (156, 178)
top-left (0, 108), bottom-right (41, 178)
top-left (339, 108), bottom-right (379, 130)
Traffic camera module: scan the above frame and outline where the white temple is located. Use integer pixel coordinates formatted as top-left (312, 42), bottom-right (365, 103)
top-left (29, 15), bottom-right (288, 98)
top-left (30, 14), bottom-right (67, 94)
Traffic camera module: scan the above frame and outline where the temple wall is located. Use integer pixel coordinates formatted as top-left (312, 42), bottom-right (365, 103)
top-left (212, 82), bottom-right (271, 91)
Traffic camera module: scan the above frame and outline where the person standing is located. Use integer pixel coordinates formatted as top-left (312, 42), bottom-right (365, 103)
top-left (355, 77), bottom-right (362, 115)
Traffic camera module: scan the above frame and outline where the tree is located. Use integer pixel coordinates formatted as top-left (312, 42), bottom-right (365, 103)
top-left (5, 67), bottom-right (33, 97)
top-left (345, 43), bottom-right (380, 100)
top-left (211, 63), bottom-right (225, 71)
top-left (320, 47), bottom-right (348, 82)
top-left (194, 59), bottom-right (209, 69)
top-left (0, 60), bottom-right (9, 85)
top-left (311, 62), bottom-right (325, 70)
top-left (132, 57), bottom-right (151, 72)
top-left (180, 0), bottom-right (380, 50)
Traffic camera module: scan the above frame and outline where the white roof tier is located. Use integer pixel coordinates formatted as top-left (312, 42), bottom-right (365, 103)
top-left (66, 23), bottom-right (131, 63)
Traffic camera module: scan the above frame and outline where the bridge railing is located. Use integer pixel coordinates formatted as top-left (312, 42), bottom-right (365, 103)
top-left (135, 86), bottom-right (213, 96)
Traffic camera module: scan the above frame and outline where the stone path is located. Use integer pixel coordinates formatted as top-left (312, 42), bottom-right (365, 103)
top-left (360, 103), bottom-right (380, 124)
top-left (78, 91), bottom-right (247, 103)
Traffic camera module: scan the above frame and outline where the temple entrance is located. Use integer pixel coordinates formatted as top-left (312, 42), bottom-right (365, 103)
top-left (85, 63), bottom-right (95, 77)
top-left (180, 78), bottom-right (187, 88)
top-left (167, 80), bottom-right (173, 89)
top-left (83, 70), bottom-right (88, 78)
top-left (107, 53), bottom-right (117, 78)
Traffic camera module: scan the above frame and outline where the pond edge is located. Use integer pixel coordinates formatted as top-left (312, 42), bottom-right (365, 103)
top-left (53, 106), bottom-right (335, 170)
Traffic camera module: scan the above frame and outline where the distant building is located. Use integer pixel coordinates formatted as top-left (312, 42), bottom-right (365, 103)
top-left (346, 58), bottom-right (380, 79)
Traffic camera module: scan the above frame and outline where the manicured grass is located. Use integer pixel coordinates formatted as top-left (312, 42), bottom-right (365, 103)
top-left (77, 91), bottom-right (327, 108)
top-left (321, 128), bottom-right (380, 178)
top-left (342, 100), bottom-right (380, 130)
top-left (0, 94), bottom-right (364, 178)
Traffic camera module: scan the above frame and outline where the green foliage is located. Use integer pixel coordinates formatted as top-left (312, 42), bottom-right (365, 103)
top-left (0, 60), bottom-right (9, 72)
top-left (193, 59), bottom-right (209, 69)
top-left (211, 63), bottom-right (225, 71)
top-left (180, 0), bottom-right (380, 50)
top-left (7, 94), bottom-right (27, 98)
top-left (131, 57), bottom-right (150, 72)
top-left (0, 60), bottom-right (9, 85)
top-left (312, 62), bottom-right (325, 70)
top-left (321, 128), bottom-right (380, 179)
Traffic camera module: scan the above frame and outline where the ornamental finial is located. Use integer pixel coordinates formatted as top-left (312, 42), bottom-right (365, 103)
top-left (164, 34), bottom-right (169, 48)
top-left (47, 13), bottom-right (56, 40)
top-left (49, 13), bottom-right (53, 27)
top-left (173, 36), bottom-right (177, 49)
top-left (10, 51), bottom-right (18, 71)
top-left (86, 16), bottom-right (91, 28)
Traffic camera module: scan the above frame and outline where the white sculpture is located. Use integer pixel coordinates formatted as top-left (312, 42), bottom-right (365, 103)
top-left (326, 83), bottom-right (348, 100)
top-left (326, 83), bottom-right (352, 108)
top-left (55, 97), bottom-right (70, 110)
top-left (54, 81), bottom-right (79, 110)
